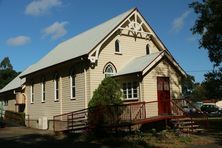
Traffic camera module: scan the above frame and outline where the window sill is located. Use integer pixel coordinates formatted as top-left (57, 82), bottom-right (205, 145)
top-left (115, 52), bottom-right (122, 55)
top-left (70, 97), bottom-right (76, 100)
top-left (123, 99), bottom-right (139, 102)
top-left (30, 102), bottom-right (34, 104)
top-left (41, 101), bottom-right (45, 103)
top-left (54, 100), bottom-right (59, 102)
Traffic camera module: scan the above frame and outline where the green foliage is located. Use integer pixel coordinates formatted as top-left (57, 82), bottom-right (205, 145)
top-left (88, 77), bottom-right (122, 108)
top-left (181, 74), bottom-right (195, 98)
top-left (202, 68), bottom-right (222, 99)
top-left (0, 57), bottom-right (13, 70)
top-left (190, 83), bottom-right (207, 101)
top-left (5, 110), bottom-right (25, 126)
top-left (189, 0), bottom-right (222, 66)
top-left (88, 77), bottom-right (123, 134)
top-left (0, 57), bottom-right (19, 89)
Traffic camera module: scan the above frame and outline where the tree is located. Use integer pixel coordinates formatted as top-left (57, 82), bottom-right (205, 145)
top-left (0, 57), bottom-right (18, 89)
top-left (202, 68), bottom-right (222, 99)
top-left (181, 74), bottom-right (207, 101)
top-left (190, 83), bottom-right (207, 101)
top-left (88, 77), bottom-right (123, 134)
top-left (88, 77), bottom-right (122, 108)
top-left (181, 74), bottom-right (196, 98)
top-left (189, 0), bottom-right (222, 66)
top-left (0, 57), bottom-right (13, 70)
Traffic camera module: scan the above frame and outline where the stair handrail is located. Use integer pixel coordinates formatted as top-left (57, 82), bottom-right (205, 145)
top-left (176, 99), bottom-right (209, 129)
top-left (170, 99), bottom-right (195, 134)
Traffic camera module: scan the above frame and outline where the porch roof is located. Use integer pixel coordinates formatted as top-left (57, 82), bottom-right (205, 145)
top-left (116, 51), bottom-right (186, 77)
top-left (116, 51), bottom-right (163, 76)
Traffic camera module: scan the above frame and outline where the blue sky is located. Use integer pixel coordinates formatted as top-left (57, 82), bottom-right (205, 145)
top-left (0, 0), bottom-right (213, 82)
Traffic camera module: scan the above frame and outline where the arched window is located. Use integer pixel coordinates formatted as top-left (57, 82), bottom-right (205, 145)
top-left (54, 73), bottom-right (60, 101)
top-left (104, 63), bottom-right (116, 77)
top-left (146, 44), bottom-right (150, 55)
top-left (70, 69), bottom-right (76, 99)
top-left (41, 77), bottom-right (46, 102)
top-left (115, 39), bottom-right (121, 53)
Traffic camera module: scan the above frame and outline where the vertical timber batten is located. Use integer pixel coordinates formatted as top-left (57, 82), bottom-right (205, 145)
top-left (84, 68), bottom-right (87, 108)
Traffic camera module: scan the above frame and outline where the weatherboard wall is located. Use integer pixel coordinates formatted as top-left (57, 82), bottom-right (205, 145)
top-left (88, 34), bottom-right (160, 101)
top-left (142, 58), bottom-right (182, 117)
top-left (25, 60), bottom-right (86, 122)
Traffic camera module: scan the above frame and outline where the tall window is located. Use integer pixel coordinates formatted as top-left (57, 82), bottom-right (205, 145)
top-left (115, 39), bottom-right (121, 53)
top-left (4, 100), bottom-right (8, 106)
top-left (146, 44), bottom-right (150, 55)
top-left (54, 73), bottom-right (59, 101)
top-left (30, 81), bottom-right (34, 103)
top-left (122, 81), bottom-right (138, 100)
top-left (41, 77), bottom-right (46, 102)
top-left (70, 70), bottom-right (76, 99)
top-left (104, 63), bottom-right (116, 77)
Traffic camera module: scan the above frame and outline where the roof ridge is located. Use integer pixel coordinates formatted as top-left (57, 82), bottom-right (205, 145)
top-left (59, 8), bottom-right (136, 47)
top-left (21, 8), bottom-right (136, 77)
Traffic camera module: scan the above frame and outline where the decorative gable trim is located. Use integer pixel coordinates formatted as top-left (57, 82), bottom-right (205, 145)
top-left (88, 8), bottom-right (170, 64)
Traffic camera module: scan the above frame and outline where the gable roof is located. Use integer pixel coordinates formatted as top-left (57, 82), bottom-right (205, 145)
top-left (116, 52), bottom-right (162, 76)
top-left (115, 51), bottom-right (186, 77)
top-left (0, 73), bottom-right (25, 94)
top-left (20, 8), bottom-right (135, 78)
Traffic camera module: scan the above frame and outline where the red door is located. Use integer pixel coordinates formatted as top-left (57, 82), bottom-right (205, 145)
top-left (157, 77), bottom-right (171, 115)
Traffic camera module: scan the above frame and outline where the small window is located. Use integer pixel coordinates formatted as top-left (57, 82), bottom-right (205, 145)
top-left (70, 70), bottom-right (76, 99)
top-left (115, 39), bottom-right (121, 53)
top-left (122, 81), bottom-right (138, 100)
top-left (54, 73), bottom-right (60, 101)
top-left (41, 77), bottom-right (46, 102)
top-left (146, 44), bottom-right (150, 55)
top-left (30, 81), bottom-right (34, 103)
top-left (104, 63), bottom-right (116, 77)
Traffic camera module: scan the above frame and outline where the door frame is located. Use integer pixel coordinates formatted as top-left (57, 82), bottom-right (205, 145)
top-left (157, 77), bottom-right (171, 115)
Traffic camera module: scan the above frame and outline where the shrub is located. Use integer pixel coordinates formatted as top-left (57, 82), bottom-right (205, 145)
top-left (88, 77), bottom-right (122, 108)
top-left (88, 77), bottom-right (123, 134)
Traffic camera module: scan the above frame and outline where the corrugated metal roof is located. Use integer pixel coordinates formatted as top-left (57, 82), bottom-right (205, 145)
top-left (21, 8), bottom-right (135, 77)
top-left (0, 73), bottom-right (25, 93)
top-left (116, 52), bottom-right (162, 76)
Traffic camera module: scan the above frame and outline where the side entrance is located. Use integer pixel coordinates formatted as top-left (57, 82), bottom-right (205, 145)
top-left (157, 77), bottom-right (171, 115)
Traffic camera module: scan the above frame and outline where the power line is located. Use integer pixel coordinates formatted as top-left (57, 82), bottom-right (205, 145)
top-left (186, 70), bottom-right (213, 73)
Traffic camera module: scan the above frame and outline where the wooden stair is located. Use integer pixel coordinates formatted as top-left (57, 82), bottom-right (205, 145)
top-left (171, 117), bottom-right (205, 134)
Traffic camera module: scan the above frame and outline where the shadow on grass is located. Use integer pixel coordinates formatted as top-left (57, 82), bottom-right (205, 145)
top-left (0, 132), bottom-right (156, 148)
top-left (207, 118), bottom-right (222, 146)
top-left (195, 117), bottom-right (222, 146)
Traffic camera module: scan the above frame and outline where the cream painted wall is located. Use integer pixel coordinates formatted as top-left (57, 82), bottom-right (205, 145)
top-left (25, 61), bottom-right (86, 120)
top-left (142, 59), bottom-right (182, 117)
top-left (89, 34), bottom-right (161, 101)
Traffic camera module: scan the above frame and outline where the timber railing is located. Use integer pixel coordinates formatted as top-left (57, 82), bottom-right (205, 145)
top-left (53, 99), bottom-right (209, 132)
top-left (53, 102), bottom-right (146, 132)
top-left (171, 99), bottom-right (209, 130)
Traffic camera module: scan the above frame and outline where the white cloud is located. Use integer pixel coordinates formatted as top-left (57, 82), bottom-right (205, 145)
top-left (25, 0), bottom-right (62, 16)
top-left (43, 21), bottom-right (68, 40)
top-left (6, 36), bottom-right (31, 46)
top-left (170, 10), bottom-right (191, 33)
